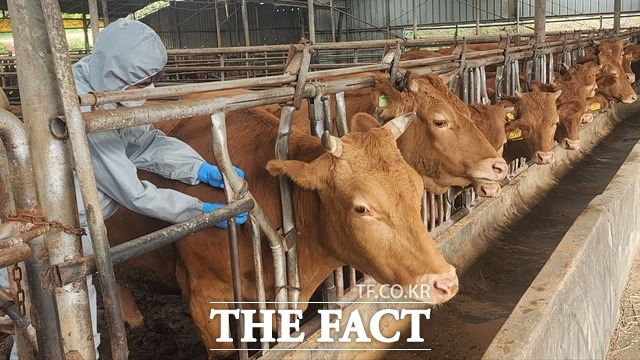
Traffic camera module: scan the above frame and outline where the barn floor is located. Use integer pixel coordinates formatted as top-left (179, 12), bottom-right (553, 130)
top-left (607, 249), bottom-right (640, 359)
top-left (394, 113), bottom-right (640, 359)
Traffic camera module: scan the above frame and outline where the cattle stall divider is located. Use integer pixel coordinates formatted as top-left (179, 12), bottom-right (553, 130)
top-left (0, 3), bottom-right (639, 356)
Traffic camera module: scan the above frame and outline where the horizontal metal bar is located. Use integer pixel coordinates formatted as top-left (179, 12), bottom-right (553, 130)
top-left (78, 74), bottom-right (297, 107)
top-left (53, 197), bottom-right (254, 286)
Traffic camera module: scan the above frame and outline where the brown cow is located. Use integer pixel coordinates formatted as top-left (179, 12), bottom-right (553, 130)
top-left (500, 91), bottom-right (562, 164)
top-left (467, 103), bottom-right (513, 156)
top-left (108, 109), bottom-right (459, 357)
top-left (529, 62), bottom-right (600, 150)
top-left (596, 50), bottom-right (638, 103)
top-left (345, 73), bottom-right (508, 197)
top-left (267, 72), bottom-right (507, 198)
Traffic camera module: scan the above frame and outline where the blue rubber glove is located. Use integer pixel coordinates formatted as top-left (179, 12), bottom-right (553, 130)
top-left (197, 163), bottom-right (245, 189)
top-left (203, 202), bottom-right (248, 229)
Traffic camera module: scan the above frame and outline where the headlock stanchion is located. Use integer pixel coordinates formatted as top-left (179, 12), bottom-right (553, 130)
top-left (1, 2), bottom-right (640, 357)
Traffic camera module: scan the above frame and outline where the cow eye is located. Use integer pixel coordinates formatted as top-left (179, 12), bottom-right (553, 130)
top-left (354, 205), bottom-right (371, 216)
top-left (433, 119), bottom-right (447, 128)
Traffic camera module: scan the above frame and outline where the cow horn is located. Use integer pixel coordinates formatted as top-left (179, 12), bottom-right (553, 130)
top-left (439, 69), bottom-right (459, 85)
top-left (515, 90), bottom-right (524, 99)
top-left (384, 112), bottom-right (416, 139)
top-left (561, 63), bottom-right (570, 72)
top-left (321, 131), bottom-right (343, 157)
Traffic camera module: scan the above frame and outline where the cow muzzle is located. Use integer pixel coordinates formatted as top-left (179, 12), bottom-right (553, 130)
top-left (414, 267), bottom-right (459, 305)
top-left (581, 113), bottom-right (594, 124)
top-left (562, 138), bottom-right (580, 150)
top-left (534, 150), bottom-right (555, 165)
top-left (623, 93), bottom-right (638, 103)
top-left (469, 157), bottom-right (508, 182)
top-left (474, 181), bottom-right (502, 198)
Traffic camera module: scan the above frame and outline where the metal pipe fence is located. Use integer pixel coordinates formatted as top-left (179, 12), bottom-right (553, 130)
top-left (0, 5), bottom-right (639, 357)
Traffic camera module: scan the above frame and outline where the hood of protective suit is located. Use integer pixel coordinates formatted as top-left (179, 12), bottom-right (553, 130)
top-left (73, 19), bottom-right (167, 98)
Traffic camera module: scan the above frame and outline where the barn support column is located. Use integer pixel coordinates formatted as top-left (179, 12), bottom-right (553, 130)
top-left (82, 13), bottom-right (90, 52)
top-left (412, 0), bottom-right (417, 39)
top-left (533, 0), bottom-right (545, 44)
top-left (385, 0), bottom-right (391, 39)
top-left (614, 0), bottom-right (622, 34)
top-left (475, 0), bottom-right (480, 35)
top-left (241, 0), bottom-right (250, 46)
top-left (329, 0), bottom-right (336, 41)
top-left (40, 0), bottom-right (130, 358)
top-left (214, 2), bottom-right (222, 47)
top-left (308, 0), bottom-right (316, 44)
top-left (88, 0), bottom-right (100, 44)
top-left (101, 0), bottom-right (109, 26)
top-left (336, 10), bottom-right (344, 41)
top-left (7, 0), bottom-right (94, 359)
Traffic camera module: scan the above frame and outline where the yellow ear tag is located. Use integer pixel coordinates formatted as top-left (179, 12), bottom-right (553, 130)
top-left (506, 112), bottom-right (515, 121)
top-left (626, 53), bottom-right (633, 60)
top-left (378, 94), bottom-right (389, 108)
top-left (508, 127), bottom-right (523, 141)
top-left (589, 102), bottom-right (601, 111)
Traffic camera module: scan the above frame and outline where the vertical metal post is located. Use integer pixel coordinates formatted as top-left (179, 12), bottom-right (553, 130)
top-left (329, 0), bottom-right (336, 42)
top-left (276, 106), bottom-right (300, 307)
top-left (88, 0), bottom-right (100, 44)
top-left (0, 117), bottom-right (36, 360)
top-left (336, 11), bottom-right (344, 42)
top-left (173, 0), bottom-right (182, 48)
top-left (308, 0), bottom-right (316, 44)
top-left (215, 2), bottom-right (223, 47)
top-left (241, 0), bottom-right (250, 46)
top-left (39, 0), bottom-right (129, 358)
top-left (82, 13), bottom-right (90, 52)
top-left (413, 0), bottom-right (418, 39)
top-left (5, 1), bottom-right (68, 358)
top-left (385, 0), bottom-right (391, 39)
top-left (100, 0), bottom-right (109, 26)
top-left (515, 0), bottom-right (520, 33)
top-left (614, 0), bottom-right (621, 34)
top-left (475, 0), bottom-right (480, 35)
top-left (533, 0), bottom-right (546, 44)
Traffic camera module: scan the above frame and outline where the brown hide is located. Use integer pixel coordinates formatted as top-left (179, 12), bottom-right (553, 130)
top-left (351, 73), bottom-right (508, 196)
top-left (596, 50), bottom-right (638, 103)
top-left (108, 108), bottom-right (458, 355)
top-left (467, 103), bottom-right (510, 155)
top-left (400, 49), bottom-right (443, 60)
top-left (528, 62), bottom-right (599, 150)
top-left (501, 91), bottom-right (561, 164)
top-left (267, 73), bottom-right (506, 197)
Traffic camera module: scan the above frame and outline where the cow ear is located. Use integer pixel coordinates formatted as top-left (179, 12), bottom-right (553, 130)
top-left (505, 120), bottom-right (531, 141)
top-left (597, 74), bottom-right (617, 87)
top-left (348, 112), bottom-right (380, 133)
top-left (587, 95), bottom-right (610, 110)
top-left (266, 159), bottom-right (327, 190)
top-left (372, 74), bottom-right (403, 109)
top-left (529, 80), bottom-right (547, 92)
top-left (557, 100), bottom-right (583, 117)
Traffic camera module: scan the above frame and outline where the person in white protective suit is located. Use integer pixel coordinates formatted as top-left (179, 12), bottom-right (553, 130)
top-left (1, 19), bottom-right (246, 358)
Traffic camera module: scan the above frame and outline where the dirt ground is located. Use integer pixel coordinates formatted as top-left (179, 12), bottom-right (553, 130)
top-left (96, 272), bottom-right (208, 360)
top-left (606, 250), bottom-right (640, 360)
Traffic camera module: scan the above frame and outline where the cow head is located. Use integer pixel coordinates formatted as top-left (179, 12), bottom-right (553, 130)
top-left (622, 44), bottom-right (640, 83)
top-left (597, 50), bottom-right (638, 103)
top-left (358, 72), bottom-right (507, 197)
top-left (267, 113), bottom-right (458, 304)
top-left (503, 91), bottom-right (562, 164)
top-left (467, 103), bottom-right (511, 156)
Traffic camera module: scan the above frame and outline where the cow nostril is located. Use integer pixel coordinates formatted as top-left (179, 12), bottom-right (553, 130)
top-left (492, 162), bottom-right (507, 175)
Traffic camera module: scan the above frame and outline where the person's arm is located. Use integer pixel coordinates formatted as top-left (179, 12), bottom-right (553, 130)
top-left (87, 129), bottom-right (203, 224)
top-left (121, 124), bottom-right (205, 185)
